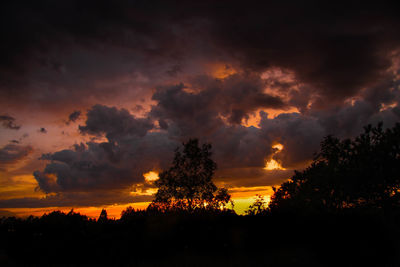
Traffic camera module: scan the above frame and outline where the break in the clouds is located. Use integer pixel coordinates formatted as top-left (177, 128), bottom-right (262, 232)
top-left (1, 1), bottom-right (400, 209)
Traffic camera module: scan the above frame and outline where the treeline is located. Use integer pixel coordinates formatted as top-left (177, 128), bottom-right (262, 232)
top-left (270, 122), bottom-right (400, 213)
top-left (1, 122), bottom-right (400, 266)
top-left (1, 207), bottom-right (400, 266)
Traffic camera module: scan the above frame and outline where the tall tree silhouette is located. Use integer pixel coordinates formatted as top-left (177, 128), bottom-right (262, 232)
top-left (269, 123), bottom-right (400, 212)
top-left (150, 138), bottom-right (233, 212)
top-left (98, 209), bottom-right (108, 222)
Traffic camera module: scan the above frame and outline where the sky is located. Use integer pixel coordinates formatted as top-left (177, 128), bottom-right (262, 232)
top-left (1, 0), bottom-right (400, 217)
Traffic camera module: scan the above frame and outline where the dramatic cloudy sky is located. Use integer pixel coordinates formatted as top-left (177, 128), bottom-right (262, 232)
top-left (1, 0), bottom-right (400, 216)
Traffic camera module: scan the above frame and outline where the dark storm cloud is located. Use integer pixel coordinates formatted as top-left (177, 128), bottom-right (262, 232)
top-left (258, 99), bottom-right (400, 169)
top-left (150, 83), bottom-right (223, 136)
top-left (149, 79), bottom-right (287, 171)
top-left (34, 105), bottom-right (177, 194)
top-left (79, 104), bottom-right (154, 141)
top-left (210, 125), bottom-right (271, 169)
top-left (66, 110), bottom-right (81, 124)
top-left (4, 0), bottom-right (399, 208)
top-left (0, 0), bottom-right (213, 110)
top-left (259, 112), bottom-right (325, 168)
top-left (27, 91), bottom-right (400, 209)
top-left (0, 192), bottom-right (153, 208)
top-left (34, 103), bottom-right (277, 194)
top-left (360, 76), bottom-right (400, 112)
top-left (0, 144), bottom-right (33, 171)
top-left (2, 1), bottom-right (400, 109)
top-left (216, 74), bottom-right (286, 123)
top-left (34, 83), bottom-right (400, 196)
top-left (151, 74), bottom-right (286, 133)
top-left (0, 115), bottom-right (20, 130)
top-left (206, 1), bottom-right (400, 101)
top-left (34, 141), bottom-right (141, 193)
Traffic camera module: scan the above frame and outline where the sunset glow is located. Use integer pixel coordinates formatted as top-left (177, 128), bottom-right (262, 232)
top-left (1, 1), bottom-right (399, 220)
top-left (265, 159), bottom-right (285, 170)
top-left (143, 171), bottom-right (159, 182)
top-left (2, 2), bottom-right (400, 265)
top-left (265, 143), bottom-right (286, 170)
top-left (208, 62), bottom-right (237, 79)
top-left (5, 202), bottom-right (151, 219)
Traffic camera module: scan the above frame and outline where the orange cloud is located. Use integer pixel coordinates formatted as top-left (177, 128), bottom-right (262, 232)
top-left (265, 143), bottom-right (286, 170)
top-left (143, 171), bottom-right (159, 182)
top-left (206, 62), bottom-right (237, 79)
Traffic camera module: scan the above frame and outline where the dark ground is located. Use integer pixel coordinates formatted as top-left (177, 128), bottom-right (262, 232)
top-left (1, 209), bottom-right (400, 266)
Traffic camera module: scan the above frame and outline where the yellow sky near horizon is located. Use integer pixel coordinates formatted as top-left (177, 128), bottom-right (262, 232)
top-left (2, 194), bottom-right (272, 219)
top-left (1, 176), bottom-right (277, 218)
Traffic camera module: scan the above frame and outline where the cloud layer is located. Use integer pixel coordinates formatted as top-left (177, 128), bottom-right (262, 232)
top-left (1, 1), bottom-right (400, 208)
top-left (2, 1), bottom-right (400, 110)
top-left (0, 144), bottom-right (33, 171)
top-left (0, 115), bottom-right (20, 130)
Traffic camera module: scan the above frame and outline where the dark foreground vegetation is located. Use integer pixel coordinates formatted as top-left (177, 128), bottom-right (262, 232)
top-left (2, 208), bottom-right (400, 266)
top-left (1, 123), bottom-right (400, 266)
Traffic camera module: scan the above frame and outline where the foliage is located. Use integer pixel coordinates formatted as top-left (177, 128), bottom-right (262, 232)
top-left (214, 187), bottom-right (234, 210)
top-left (2, 207), bottom-right (399, 266)
top-left (98, 208), bottom-right (108, 222)
top-left (245, 194), bottom-right (268, 215)
top-left (120, 206), bottom-right (136, 220)
top-left (149, 138), bottom-right (233, 212)
top-left (120, 206), bottom-right (147, 222)
top-left (269, 122), bottom-right (400, 212)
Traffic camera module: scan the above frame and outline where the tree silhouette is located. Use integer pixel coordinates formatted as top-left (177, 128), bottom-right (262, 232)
top-left (149, 138), bottom-right (233, 212)
top-left (213, 187), bottom-right (234, 210)
top-left (245, 194), bottom-right (268, 215)
top-left (98, 209), bottom-right (108, 222)
top-left (269, 122), bottom-right (400, 212)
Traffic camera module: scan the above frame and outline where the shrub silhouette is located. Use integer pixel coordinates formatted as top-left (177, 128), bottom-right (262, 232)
top-left (245, 194), bottom-right (268, 215)
top-left (269, 122), bottom-right (400, 212)
top-left (149, 138), bottom-right (233, 212)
